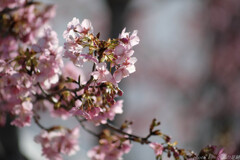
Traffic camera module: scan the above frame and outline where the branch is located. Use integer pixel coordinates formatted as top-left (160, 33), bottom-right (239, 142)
top-left (33, 115), bottom-right (49, 131)
top-left (104, 122), bottom-right (151, 144)
top-left (75, 116), bottom-right (99, 138)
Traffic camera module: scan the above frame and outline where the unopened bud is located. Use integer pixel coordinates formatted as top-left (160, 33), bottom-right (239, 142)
top-left (117, 89), bottom-right (123, 96)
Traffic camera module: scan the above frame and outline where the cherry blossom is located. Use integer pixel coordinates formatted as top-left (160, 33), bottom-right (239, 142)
top-left (32, 26), bottom-right (63, 89)
top-left (216, 148), bottom-right (227, 160)
top-left (88, 130), bottom-right (132, 160)
top-left (63, 18), bottom-right (96, 66)
top-left (149, 142), bottom-right (163, 156)
top-left (35, 127), bottom-right (80, 160)
top-left (119, 28), bottom-right (140, 48)
top-left (0, 36), bottom-right (18, 60)
top-left (92, 63), bottom-right (115, 84)
top-left (0, 1), bottom-right (227, 158)
top-left (63, 18), bottom-right (93, 40)
top-left (10, 101), bottom-right (33, 127)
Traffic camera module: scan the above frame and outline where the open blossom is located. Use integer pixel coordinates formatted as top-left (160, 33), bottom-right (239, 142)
top-left (105, 100), bottom-right (123, 121)
top-left (70, 106), bottom-right (101, 120)
top-left (88, 131), bottom-right (132, 160)
top-left (1, 71), bottom-right (32, 98)
top-left (216, 148), bottom-right (227, 160)
top-left (149, 142), bottom-right (163, 156)
top-left (0, 36), bottom-right (18, 60)
top-left (63, 18), bottom-right (96, 66)
top-left (111, 28), bottom-right (139, 83)
top-left (35, 127), bottom-right (80, 160)
top-left (63, 18), bottom-right (93, 40)
top-left (119, 28), bottom-right (140, 48)
top-left (3, 4), bottom-right (56, 43)
top-left (92, 63), bottom-right (116, 84)
top-left (70, 99), bottom-right (102, 122)
top-left (91, 100), bottom-right (123, 125)
top-left (113, 57), bottom-right (137, 83)
top-left (10, 101), bottom-right (33, 127)
top-left (113, 67), bottom-right (130, 83)
top-left (32, 26), bottom-right (63, 89)
top-left (0, 69), bottom-right (33, 115)
top-left (32, 27), bottom-right (59, 53)
top-left (70, 98), bottom-right (123, 125)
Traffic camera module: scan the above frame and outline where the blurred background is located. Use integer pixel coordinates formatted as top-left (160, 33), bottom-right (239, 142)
top-left (5, 0), bottom-right (240, 159)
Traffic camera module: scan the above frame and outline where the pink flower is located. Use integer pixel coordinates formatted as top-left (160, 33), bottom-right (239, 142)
top-left (88, 134), bottom-right (132, 160)
top-left (80, 53), bottom-right (98, 64)
top-left (35, 130), bottom-right (63, 160)
top-left (216, 148), bottom-right (227, 160)
top-left (36, 54), bottom-right (63, 89)
top-left (64, 41), bottom-right (83, 65)
top-left (113, 67), bottom-right (129, 83)
top-left (108, 100), bottom-right (123, 121)
top-left (0, 36), bottom-right (18, 60)
top-left (80, 19), bottom-right (94, 34)
top-left (119, 28), bottom-right (140, 48)
top-left (10, 101), bottom-right (33, 127)
top-left (10, 4), bottom-right (56, 43)
top-left (113, 57), bottom-right (137, 83)
top-left (114, 45), bottom-right (125, 56)
top-left (60, 127), bottom-right (80, 155)
top-left (63, 18), bottom-right (93, 41)
top-left (32, 27), bottom-right (59, 53)
top-left (31, 27), bottom-right (63, 89)
top-left (92, 63), bottom-right (116, 84)
top-left (70, 106), bottom-right (101, 120)
top-left (123, 57), bottom-right (137, 74)
top-left (35, 127), bottom-right (80, 160)
top-left (149, 142), bottom-right (163, 156)
top-left (113, 45), bottom-right (135, 65)
top-left (63, 18), bottom-right (96, 67)
top-left (66, 17), bottom-right (81, 33)
top-left (114, 45), bottom-right (134, 58)
top-left (70, 100), bottom-right (100, 120)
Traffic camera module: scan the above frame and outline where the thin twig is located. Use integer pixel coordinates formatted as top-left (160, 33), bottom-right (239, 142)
top-left (37, 82), bottom-right (48, 96)
top-left (33, 115), bottom-right (48, 131)
top-left (75, 116), bottom-right (99, 138)
top-left (105, 122), bottom-right (151, 144)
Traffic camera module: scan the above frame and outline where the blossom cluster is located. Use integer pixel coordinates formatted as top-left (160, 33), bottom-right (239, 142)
top-left (56, 17), bottom-right (140, 126)
top-left (35, 127), bottom-right (80, 160)
top-left (0, 1), bottom-right (61, 128)
top-left (0, 1), bottom-right (139, 158)
top-left (87, 129), bottom-right (132, 160)
top-left (63, 17), bottom-right (139, 84)
top-left (0, 0), bottom-right (26, 12)
top-left (0, 1), bottom-right (228, 160)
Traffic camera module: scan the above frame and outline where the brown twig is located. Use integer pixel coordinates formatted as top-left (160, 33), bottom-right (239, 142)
top-left (75, 116), bottom-right (99, 138)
